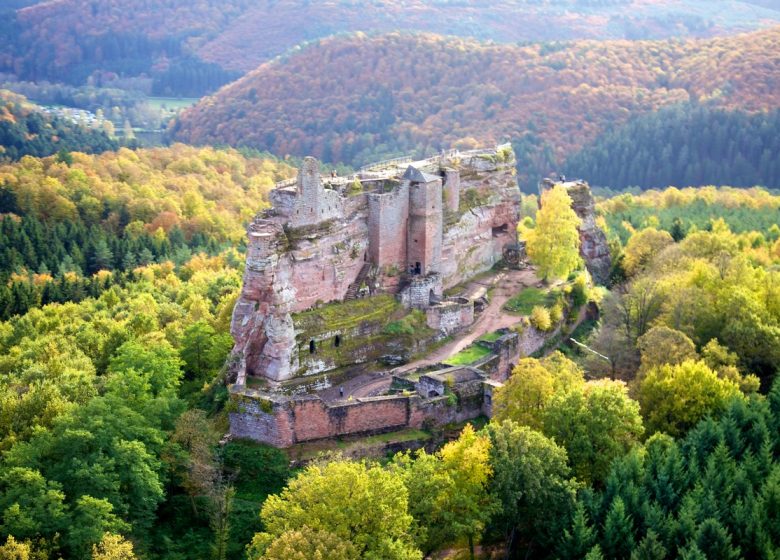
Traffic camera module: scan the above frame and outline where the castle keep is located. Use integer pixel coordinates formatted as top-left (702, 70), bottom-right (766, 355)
top-left (230, 145), bottom-right (521, 385)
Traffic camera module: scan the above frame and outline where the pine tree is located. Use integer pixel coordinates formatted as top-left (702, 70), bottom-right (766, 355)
top-left (558, 502), bottom-right (597, 559)
top-left (603, 496), bottom-right (635, 560)
top-left (630, 530), bottom-right (668, 560)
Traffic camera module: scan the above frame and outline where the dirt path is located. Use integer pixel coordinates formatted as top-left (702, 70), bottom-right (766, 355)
top-left (393, 267), bottom-right (539, 374)
top-left (322, 268), bottom-right (541, 401)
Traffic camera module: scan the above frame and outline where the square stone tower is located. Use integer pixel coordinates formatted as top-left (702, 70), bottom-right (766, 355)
top-left (405, 166), bottom-right (443, 276)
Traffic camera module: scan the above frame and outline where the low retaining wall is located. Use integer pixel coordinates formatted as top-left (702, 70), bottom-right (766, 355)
top-left (229, 381), bottom-right (487, 448)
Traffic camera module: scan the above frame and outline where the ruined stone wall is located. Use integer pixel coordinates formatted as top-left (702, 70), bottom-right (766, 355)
top-left (229, 382), bottom-right (490, 447)
top-left (426, 300), bottom-right (474, 334)
top-left (367, 184), bottom-right (409, 270)
top-left (290, 157), bottom-right (343, 227)
top-left (229, 395), bottom-right (296, 447)
top-left (399, 274), bottom-right (442, 309)
top-left (438, 156), bottom-right (520, 289)
top-left (444, 169), bottom-right (460, 212)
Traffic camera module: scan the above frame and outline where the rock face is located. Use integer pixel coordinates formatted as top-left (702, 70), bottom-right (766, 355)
top-left (230, 146), bottom-right (521, 385)
top-left (539, 178), bottom-right (611, 285)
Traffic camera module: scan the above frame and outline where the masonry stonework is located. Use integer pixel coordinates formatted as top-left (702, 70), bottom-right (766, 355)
top-left (230, 145), bottom-right (520, 385)
top-left (223, 145), bottom-right (612, 449)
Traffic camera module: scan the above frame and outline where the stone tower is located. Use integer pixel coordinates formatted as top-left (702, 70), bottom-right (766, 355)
top-left (291, 156), bottom-right (323, 227)
top-left (405, 166), bottom-right (443, 276)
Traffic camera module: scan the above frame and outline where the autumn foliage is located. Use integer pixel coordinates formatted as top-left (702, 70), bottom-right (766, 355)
top-left (173, 28), bottom-right (780, 168)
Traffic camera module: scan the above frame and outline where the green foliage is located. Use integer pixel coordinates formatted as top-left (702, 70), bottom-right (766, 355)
top-left (529, 305), bottom-right (552, 331)
top-left (560, 381), bottom-right (780, 560)
top-left (543, 380), bottom-right (644, 484)
top-left (636, 360), bottom-right (743, 437)
top-left (622, 227), bottom-right (674, 277)
top-left (180, 320), bottom-right (233, 389)
top-left (392, 425), bottom-right (495, 555)
top-left (524, 185), bottom-right (581, 281)
top-left (486, 421), bottom-right (578, 558)
top-left (222, 441), bottom-right (289, 503)
top-left (493, 352), bottom-right (585, 430)
top-left (443, 343), bottom-right (492, 366)
top-left (566, 105), bottom-right (780, 192)
top-left (251, 460), bottom-right (421, 560)
top-left (503, 287), bottom-right (555, 315)
top-left (0, 92), bottom-right (119, 161)
top-left (383, 310), bottom-right (426, 335)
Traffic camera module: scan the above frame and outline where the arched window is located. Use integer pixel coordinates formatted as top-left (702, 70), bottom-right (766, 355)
top-left (334, 335), bottom-right (341, 348)
top-left (309, 340), bottom-right (316, 354)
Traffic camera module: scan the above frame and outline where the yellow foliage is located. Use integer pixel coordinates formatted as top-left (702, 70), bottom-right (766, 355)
top-left (524, 185), bottom-right (581, 281)
top-left (0, 144), bottom-right (295, 242)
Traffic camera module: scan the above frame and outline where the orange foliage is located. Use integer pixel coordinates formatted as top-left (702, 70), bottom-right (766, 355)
top-left (173, 29), bottom-right (780, 167)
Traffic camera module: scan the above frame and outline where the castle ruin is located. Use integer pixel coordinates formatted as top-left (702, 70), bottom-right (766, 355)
top-left (230, 145), bottom-right (521, 385)
top-left (227, 145), bottom-right (610, 448)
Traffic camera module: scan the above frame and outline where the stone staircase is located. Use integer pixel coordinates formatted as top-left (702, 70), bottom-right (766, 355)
top-left (344, 264), bottom-right (372, 301)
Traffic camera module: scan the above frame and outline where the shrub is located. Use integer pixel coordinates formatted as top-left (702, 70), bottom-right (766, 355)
top-left (549, 303), bottom-right (563, 324)
top-left (530, 306), bottom-right (552, 331)
top-left (571, 273), bottom-right (589, 306)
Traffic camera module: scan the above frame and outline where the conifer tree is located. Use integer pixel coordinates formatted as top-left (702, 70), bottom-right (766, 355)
top-left (603, 497), bottom-right (635, 560)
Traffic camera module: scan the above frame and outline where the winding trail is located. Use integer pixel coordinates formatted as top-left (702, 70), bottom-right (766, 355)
top-left (324, 268), bottom-right (540, 401)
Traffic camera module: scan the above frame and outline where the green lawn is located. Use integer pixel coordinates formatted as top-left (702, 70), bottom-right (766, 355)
top-left (503, 287), bottom-right (554, 315)
top-left (477, 331), bottom-right (502, 343)
top-left (444, 344), bottom-right (492, 366)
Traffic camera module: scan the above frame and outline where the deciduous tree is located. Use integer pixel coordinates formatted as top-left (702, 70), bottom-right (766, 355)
top-left (523, 184), bottom-right (581, 281)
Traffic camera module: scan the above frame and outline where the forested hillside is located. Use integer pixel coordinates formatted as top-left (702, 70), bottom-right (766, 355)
top-left (172, 28), bottom-right (780, 188)
top-left (4, 184), bottom-right (778, 559)
top-left (0, 145), bottom-right (294, 319)
top-left (0, 91), bottom-right (119, 160)
top-left (565, 105), bottom-right (780, 190)
top-left (2, 0), bottom-right (779, 95)
top-left (1, 135), bottom-right (779, 559)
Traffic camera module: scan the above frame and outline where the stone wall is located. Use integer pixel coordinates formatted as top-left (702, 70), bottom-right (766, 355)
top-left (399, 274), bottom-right (443, 309)
top-left (426, 299), bottom-right (475, 334)
top-left (367, 183), bottom-right (409, 269)
top-left (407, 178), bottom-right (443, 275)
top-left (290, 157), bottom-right (343, 227)
top-left (444, 168), bottom-right (460, 212)
top-left (228, 318), bottom-right (565, 447)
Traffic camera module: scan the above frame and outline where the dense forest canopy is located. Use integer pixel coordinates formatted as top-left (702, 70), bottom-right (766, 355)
top-left (564, 105), bottom-right (780, 190)
top-left (172, 28), bottom-right (780, 189)
top-left (1, 132), bottom-right (779, 559)
top-left (0, 145), bottom-right (294, 319)
top-left (2, 2), bottom-right (780, 557)
top-left (2, 0), bottom-right (779, 96)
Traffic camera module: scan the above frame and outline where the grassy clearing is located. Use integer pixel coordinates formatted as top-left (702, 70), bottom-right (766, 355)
top-left (477, 331), bottom-right (502, 343)
top-left (444, 344), bottom-right (492, 366)
top-left (503, 286), bottom-right (555, 315)
top-left (293, 294), bottom-right (400, 332)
